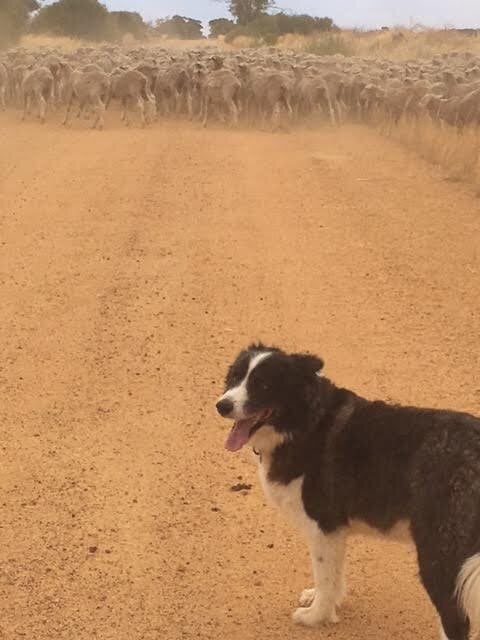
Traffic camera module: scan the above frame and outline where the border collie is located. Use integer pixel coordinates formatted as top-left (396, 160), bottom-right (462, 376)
top-left (216, 343), bottom-right (480, 640)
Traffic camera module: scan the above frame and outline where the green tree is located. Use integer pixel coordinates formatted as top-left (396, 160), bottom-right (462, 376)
top-left (155, 15), bottom-right (204, 39)
top-left (219, 0), bottom-right (275, 25)
top-left (110, 11), bottom-right (147, 39)
top-left (30, 0), bottom-right (113, 41)
top-left (224, 12), bottom-right (336, 45)
top-left (0, 0), bottom-right (40, 47)
top-left (209, 18), bottom-right (235, 38)
top-left (275, 13), bottom-right (335, 35)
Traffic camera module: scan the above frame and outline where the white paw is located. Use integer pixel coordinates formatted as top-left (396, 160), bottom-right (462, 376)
top-left (299, 588), bottom-right (316, 607)
top-left (292, 604), bottom-right (339, 627)
top-left (299, 585), bottom-right (347, 609)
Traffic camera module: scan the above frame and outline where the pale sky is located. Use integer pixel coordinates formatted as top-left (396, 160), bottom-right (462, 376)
top-left (98, 0), bottom-right (480, 29)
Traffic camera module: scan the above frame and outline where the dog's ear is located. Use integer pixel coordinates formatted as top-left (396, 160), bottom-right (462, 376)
top-left (290, 352), bottom-right (324, 376)
top-left (247, 342), bottom-right (282, 354)
top-left (248, 341), bottom-right (266, 351)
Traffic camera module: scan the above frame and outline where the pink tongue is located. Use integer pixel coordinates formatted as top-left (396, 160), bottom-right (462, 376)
top-left (225, 418), bottom-right (256, 452)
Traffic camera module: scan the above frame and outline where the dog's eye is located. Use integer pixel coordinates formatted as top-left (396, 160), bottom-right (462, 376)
top-left (261, 382), bottom-right (270, 391)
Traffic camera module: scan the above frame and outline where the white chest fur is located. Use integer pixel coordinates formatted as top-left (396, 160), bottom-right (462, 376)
top-left (256, 454), bottom-right (315, 536)
top-left (248, 423), bottom-right (319, 538)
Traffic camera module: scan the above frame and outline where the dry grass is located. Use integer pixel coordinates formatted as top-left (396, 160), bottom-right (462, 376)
top-left (229, 35), bottom-right (258, 48)
top-left (19, 33), bottom-right (229, 52)
top-left (21, 28), bottom-right (480, 60)
top-left (146, 36), bottom-right (229, 50)
top-left (19, 34), bottom-right (90, 52)
top-left (279, 28), bottom-right (480, 61)
top-left (346, 28), bottom-right (480, 61)
top-left (359, 107), bottom-right (480, 187)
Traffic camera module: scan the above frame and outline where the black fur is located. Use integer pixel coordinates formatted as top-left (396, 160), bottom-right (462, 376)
top-left (220, 344), bottom-right (480, 640)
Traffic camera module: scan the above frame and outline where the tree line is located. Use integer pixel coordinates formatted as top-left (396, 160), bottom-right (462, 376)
top-left (0, 0), bottom-right (335, 47)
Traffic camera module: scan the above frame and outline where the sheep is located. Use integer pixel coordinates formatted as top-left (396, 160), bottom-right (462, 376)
top-left (240, 66), bottom-right (293, 130)
top-left (2, 41), bottom-right (480, 138)
top-left (0, 63), bottom-right (7, 111)
top-left (108, 69), bottom-right (156, 127)
top-left (63, 69), bottom-right (111, 130)
top-left (21, 67), bottom-right (54, 123)
top-left (156, 63), bottom-right (193, 117)
top-left (11, 64), bottom-right (29, 105)
top-left (43, 54), bottom-right (64, 104)
top-left (456, 88), bottom-right (480, 128)
top-left (201, 68), bottom-right (241, 128)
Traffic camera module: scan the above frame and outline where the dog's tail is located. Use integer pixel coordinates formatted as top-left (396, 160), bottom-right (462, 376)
top-left (456, 553), bottom-right (480, 634)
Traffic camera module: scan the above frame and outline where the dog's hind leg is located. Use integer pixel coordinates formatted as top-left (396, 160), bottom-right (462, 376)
top-left (417, 550), bottom-right (470, 640)
top-left (438, 620), bottom-right (452, 640)
top-left (292, 526), bottom-right (347, 628)
top-left (436, 601), bottom-right (469, 640)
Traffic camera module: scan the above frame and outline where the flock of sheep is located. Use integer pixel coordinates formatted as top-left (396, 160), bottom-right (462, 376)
top-left (1, 43), bottom-right (480, 130)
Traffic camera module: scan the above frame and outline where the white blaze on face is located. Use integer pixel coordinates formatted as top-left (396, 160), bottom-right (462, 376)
top-left (218, 351), bottom-right (272, 420)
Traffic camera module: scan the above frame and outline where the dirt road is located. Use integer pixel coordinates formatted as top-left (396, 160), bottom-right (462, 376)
top-left (0, 113), bottom-right (479, 640)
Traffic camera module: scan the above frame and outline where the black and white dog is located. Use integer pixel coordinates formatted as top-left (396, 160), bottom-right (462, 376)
top-left (216, 343), bottom-right (480, 640)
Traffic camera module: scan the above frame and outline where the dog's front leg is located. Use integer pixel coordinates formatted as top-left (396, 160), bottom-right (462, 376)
top-left (293, 527), bottom-right (347, 628)
top-left (298, 532), bottom-right (347, 609)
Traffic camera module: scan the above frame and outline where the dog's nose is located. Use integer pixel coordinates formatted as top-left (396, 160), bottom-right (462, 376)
top-left (216, 398), bottom-right (234, 417)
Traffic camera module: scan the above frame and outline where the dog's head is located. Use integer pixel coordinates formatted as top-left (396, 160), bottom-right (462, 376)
top-left (216, 343), bottom-right (324, 452)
